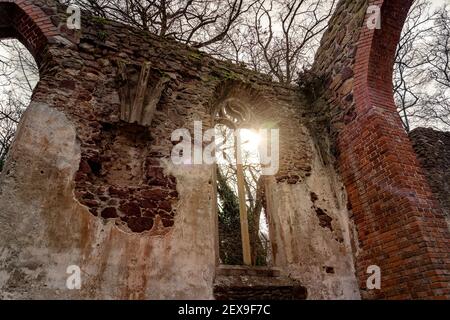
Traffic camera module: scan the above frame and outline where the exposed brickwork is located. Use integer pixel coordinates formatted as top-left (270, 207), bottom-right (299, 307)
top-left (214, 266), bottom-right (307, 300)
top-left (1, 0), bottom-right (449, 299)
top-left (0, 0), bottom-right (358, 299)
top-left (10, 1), bottom-right (313, 234)
top-left (312, 0), bottom-right (450, 299)
top-left (409, 128), bottom-right (450, 220)
top-left (0, 0), bottom-right (58, 63)
top-left (74, 122), bottom-right (179, 233)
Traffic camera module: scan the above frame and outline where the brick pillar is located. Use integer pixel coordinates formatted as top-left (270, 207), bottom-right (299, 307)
top-left (341, 0), bottom-right (450, 299)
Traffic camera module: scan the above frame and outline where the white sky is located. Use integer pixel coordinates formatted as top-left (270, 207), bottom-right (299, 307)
top-left (431, 0), bottom-right (449, 7)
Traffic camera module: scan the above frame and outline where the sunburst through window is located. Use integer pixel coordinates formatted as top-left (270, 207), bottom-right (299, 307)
top-left (214, 99), bottom-right (271, 266)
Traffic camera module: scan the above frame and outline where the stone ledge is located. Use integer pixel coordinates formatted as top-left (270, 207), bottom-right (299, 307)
top-left (216, 265), bottom-right (282, 277)
top-left (214, 266), bottom-right (307, 300)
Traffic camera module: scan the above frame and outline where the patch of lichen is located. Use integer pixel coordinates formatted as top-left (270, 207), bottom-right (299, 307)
top-left (188, 51), bottom-right (203, 61)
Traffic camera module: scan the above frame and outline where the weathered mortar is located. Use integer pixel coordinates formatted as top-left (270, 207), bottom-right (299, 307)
top-left (0, 103), bottom-right (217, 299)
top-left (307, 0), bottom-right (367, 149)
top-left (0, 0), bottom-right (361, 299)
top-left (2, 0), bottom-right (449, 301)
top-left (310, 0), bottom-right (450, 299)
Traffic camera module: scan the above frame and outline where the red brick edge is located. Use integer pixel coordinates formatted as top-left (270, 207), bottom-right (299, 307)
top-left (0, 0), bottom-right (58, 63)
top-left (341, 0), bottom-right (450, 299)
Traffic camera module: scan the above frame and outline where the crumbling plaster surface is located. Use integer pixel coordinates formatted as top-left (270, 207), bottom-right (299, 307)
top-left (267, 131), bottom-right (360, 300)
top-left (0, 0), bottom-right (362, 299)
top-left (0, 103), bottom-right (216, 299)
top-left (0, 102), bottom-right (360, 300)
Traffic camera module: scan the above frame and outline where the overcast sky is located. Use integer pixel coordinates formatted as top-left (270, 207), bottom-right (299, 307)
top-left (431, 0), bottom-right (449, 7)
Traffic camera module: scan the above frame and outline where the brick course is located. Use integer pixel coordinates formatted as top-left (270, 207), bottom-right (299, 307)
top-left (0, 0), bottom-right (58, 63)
top-left (313, 0), bottom-right (450, 299)
top-left (0, 0), bottom-right (449, 299)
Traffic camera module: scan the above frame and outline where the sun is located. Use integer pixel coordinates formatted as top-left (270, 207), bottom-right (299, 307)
top-left (240, 129), bottom-right (261, 147)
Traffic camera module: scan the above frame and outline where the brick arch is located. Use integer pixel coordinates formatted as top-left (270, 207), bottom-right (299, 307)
top-left (339, 0), bottom-right (450, 299)
top-left (0, 0), bottom-right (58, 65)
top-left (354, 0), bottom-right (413, 114)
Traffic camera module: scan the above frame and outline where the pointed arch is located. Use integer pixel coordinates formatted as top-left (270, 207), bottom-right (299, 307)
top-left (339, 0), bottom-right (450, 299)
top-left (210, 80), bottom-right (275, 128)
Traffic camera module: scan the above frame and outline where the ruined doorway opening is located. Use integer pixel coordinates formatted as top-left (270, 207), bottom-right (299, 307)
top-left (214, 98), bottom-right (272, 267)
top-left (0, 39), bottom-right (39, 171)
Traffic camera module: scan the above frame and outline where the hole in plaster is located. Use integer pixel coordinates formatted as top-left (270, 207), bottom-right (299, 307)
top-left (315, 207), bottom-right (333, 231)
top-left (87, 159), bottom-right (101, 176)
top-left (74, 122), bottom-right (179, 234)
top-left (324, 266), bottom-right (335, 274)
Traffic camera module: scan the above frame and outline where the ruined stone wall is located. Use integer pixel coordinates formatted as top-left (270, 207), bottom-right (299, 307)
top-left (0, 0), bottom-right (359, 299)
top-left (309, 0), bottom-right (367, 144)
top-left (409, 128), bottom-right (450, 225)
top-left (3, 0), bottom-right (448, 301)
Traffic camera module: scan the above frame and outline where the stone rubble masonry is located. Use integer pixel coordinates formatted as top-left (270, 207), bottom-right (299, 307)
top-left (409, 128), bottom-right (450, 223)
top-left (0, 0), bottom-right (448, 299)
top-left (2, 0), bottom-right (312, 234)
top-left (0, 0), bottom-right (360, 299)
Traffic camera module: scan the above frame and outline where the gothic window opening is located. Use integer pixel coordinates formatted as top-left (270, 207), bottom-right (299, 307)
top-left (215, 98), bottom-right (271, 267)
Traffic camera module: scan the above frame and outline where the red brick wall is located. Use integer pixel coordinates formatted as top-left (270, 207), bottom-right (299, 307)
top-left (0, 0), bottom-right (57, 63)
top-left (342, 0), bottom-right (450, 299)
